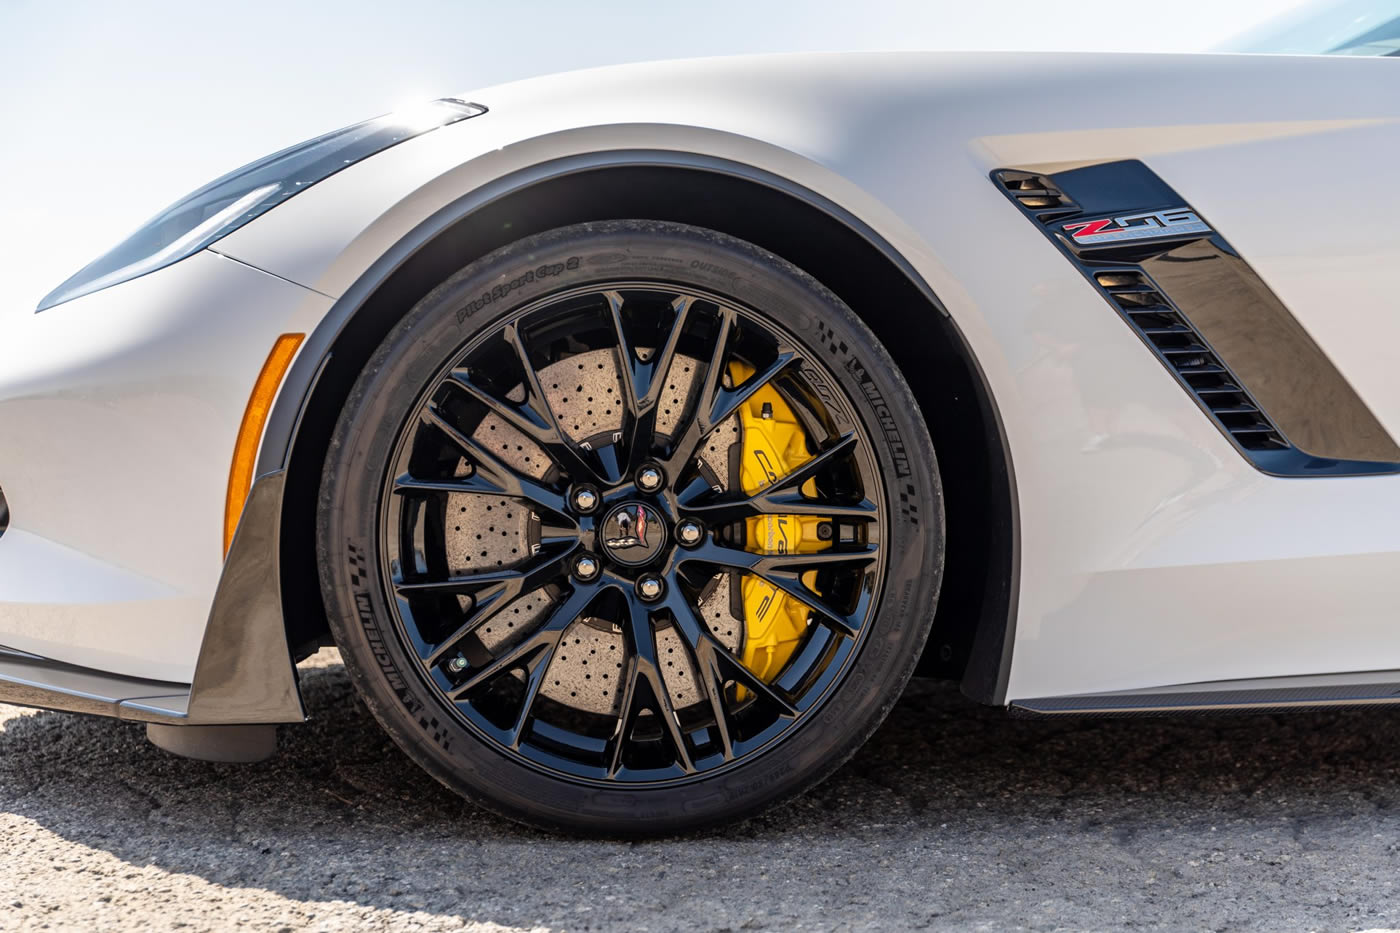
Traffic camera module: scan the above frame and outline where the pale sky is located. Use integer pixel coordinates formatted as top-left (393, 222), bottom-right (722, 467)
top-left (0, 0), bottom-right (1303, 312)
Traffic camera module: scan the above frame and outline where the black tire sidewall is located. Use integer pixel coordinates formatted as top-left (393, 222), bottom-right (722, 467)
top-left (318, 220), bottom-right (944, 834)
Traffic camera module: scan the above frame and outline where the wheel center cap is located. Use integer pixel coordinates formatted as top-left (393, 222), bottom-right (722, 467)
top-left (600, 502), bottom-right (668, 566)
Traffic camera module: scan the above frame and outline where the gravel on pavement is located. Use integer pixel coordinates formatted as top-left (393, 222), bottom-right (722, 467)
top-left (3, 650), bottom-right (1400, 932)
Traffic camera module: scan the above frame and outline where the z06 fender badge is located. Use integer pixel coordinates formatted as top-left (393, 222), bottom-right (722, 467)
top-left (1062, 208), bottom-right (1211, 246)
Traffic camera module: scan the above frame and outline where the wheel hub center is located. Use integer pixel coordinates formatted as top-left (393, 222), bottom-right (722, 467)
top-left (599, 501), bottom-right (668, 566)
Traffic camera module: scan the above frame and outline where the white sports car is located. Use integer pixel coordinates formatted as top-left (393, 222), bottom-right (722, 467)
top-left (2, 2), bottom-right (1398, 834)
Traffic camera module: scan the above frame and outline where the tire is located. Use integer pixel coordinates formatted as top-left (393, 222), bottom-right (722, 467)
top-left (318, 220), bottom-right (944, 834)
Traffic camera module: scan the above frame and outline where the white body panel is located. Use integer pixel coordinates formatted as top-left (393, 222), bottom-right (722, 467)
top-left (3, 51), bottom-right (1398, 697)
top-left (0, 254), bottom-right (330, 681)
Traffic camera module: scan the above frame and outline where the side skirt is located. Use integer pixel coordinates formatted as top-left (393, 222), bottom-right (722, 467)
top-left (1011, 670), bottom-right (1400, 718)
top-left (0, 645), bottom-right (190, 722)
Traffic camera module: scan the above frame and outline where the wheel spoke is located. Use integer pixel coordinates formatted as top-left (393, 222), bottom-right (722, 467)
top-left (400, 543), bottom-right (578, 667)
top-left (448, 581), bottom-right (598, 698)
top-left (503, 322), bottom-right (557, 435)
top-left (606, 654), bottom-right (641, 777)
top-left (391, 473), bottom-right (582, 528)
top-left (504, 641), bottom-right (557, 749)
top-left (639, 604), bottom-right (699, 773)
top-left (695, 641), bottom-right (736, 760)
top-left (751, 553), bottom-right (874, 640)
top-left (680, 539), bottom-right (880, 574)
top-left (443, 366), bottom-right (548, 439)
top-left (617, 593), bottom-right (695, 774)
top-left (677, 433), bottom-right (873, 523)
top-left (604, 291), bottom-right (638, 407)
top-left (705, 347), bottom-right (802, 434)
top-left (393, 474), bottom-right (501, 497)
top-left (663, 583), bottom-right (800, 717)
top-left (395, 543), bottom-right (577, 597)
top-left (450, 636), bottom-right (542, 698)
top-left (684, 492), bottom-right (878, 524)
top-left (606, 292), bottom-right (697, 475)
top-left (714, 647), bottom-right (800, 717)
top-left (608, 291), bottom-right (693, 413)
top-left (646, 296), bottom-right (696, 413)
top-left (694, 307), bottom-right (736, 429)
top-left (678, 540), bottom-right (877, 639)
top-left (752, 546), bottom-right (880, 572)
top-left (664, 315), bottom-right (803, 474)
top-left (420, 583), bottom-right (512, 667)
top-left (504, 321), bottom-right (607, 482)
top-left (659, 307), bottom-right (731, 473)
top-left (774, 433), bottom-right (860, 493)
top-left (661, 587), bottom-right (735, 761)
top-left (642, 661), bottom-right (696, 774)
top-left (418, 406), bottom-right (572, 517)
top-left (443, 352), bottom-right (602, 487)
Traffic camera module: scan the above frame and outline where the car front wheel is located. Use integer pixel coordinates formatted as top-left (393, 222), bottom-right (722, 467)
top-left (318, 220), bottom-right (943, 834)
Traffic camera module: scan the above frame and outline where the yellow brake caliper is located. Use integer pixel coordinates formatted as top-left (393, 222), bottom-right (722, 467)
top-left (728, 362), bottom-right (831, 689)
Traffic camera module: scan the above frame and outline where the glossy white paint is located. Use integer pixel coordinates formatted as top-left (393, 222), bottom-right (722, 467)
top-left (4, 50), bottom-right (1399, 699)
top-left (0, 253), bottom-right (331, 681)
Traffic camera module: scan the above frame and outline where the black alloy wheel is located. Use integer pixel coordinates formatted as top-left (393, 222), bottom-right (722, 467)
top-left (319, 220), bottom-right (943, 833)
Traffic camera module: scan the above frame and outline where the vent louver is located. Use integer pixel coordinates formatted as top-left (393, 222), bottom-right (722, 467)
top-left (1093, 270), bottom-right (1287, 451)
top-left (997, 171), bottom-right (1075, 216)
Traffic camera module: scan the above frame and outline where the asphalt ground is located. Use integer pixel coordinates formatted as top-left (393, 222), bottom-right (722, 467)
top-left (3, 650), bottom-right (1400, 932)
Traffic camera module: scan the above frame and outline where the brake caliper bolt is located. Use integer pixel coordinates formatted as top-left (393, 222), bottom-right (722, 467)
top-left (816, 522), bottom-right (834, 541)
top-left (677, 520), bottom-right (704, 547)
top-left (572, 487), bottom-right (599, 513)
top-left (636, 575), bottom-right (665, 602)
top-left (574, 555), bottom-right (601, 581)
top-left (636, 465), bottom-right (664, 492)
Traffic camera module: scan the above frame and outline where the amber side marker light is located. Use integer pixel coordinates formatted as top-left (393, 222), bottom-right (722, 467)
top-left (224, 333), bottom-right (305, 555)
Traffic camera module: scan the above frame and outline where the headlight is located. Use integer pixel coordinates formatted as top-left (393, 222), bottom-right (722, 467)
top-left (37, 98), bottom-right (486, 311)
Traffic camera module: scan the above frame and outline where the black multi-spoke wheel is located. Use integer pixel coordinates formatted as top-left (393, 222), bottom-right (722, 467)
top-left (320, 221), bottom-right (942, 833)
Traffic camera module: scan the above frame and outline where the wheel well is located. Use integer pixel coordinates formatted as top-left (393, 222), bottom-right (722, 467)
top-left (279, 165), bottom-right (1015, 693)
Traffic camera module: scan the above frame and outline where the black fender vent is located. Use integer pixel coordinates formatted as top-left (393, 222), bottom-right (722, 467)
top-left (1091, 270), bottom-right (1286, 451)
top-left (992, 160), bottom-right (1400, 477)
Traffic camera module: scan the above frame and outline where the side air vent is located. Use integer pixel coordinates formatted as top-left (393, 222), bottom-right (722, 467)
top-left (1093, 271), bottom-right (1287, 451)
top-left (996, 171), bottom-right (1075, 217)
top-left (992, 160), bottom-right (1400, 475)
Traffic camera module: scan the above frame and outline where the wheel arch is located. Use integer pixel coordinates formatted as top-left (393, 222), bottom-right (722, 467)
top-left (269, 155), bottom-right (1020, 702)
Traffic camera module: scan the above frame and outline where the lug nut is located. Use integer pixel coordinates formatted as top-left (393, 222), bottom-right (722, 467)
top-left (572, 487), bottom-right (599, 513)
top-left (573, 555), bottom-right (601, 581)
top-left (636, 575), bottom-right (665, 602)
top-left (676, 520), bottom-right (704, 547)
top-left (636, 465), bottom-right (665, 492)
